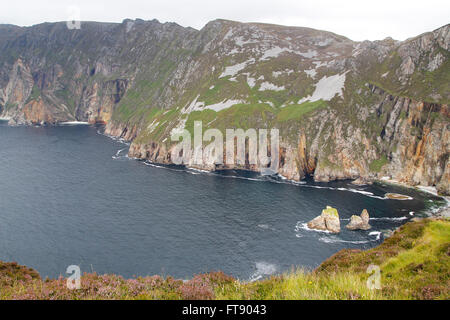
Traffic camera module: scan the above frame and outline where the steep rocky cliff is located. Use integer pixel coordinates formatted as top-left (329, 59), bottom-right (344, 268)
top-left (0, 20), bottom-right (448, 194)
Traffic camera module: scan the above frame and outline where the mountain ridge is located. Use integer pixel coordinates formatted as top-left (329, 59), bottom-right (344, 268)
top-left (0, 19), bottom-right (448, 194)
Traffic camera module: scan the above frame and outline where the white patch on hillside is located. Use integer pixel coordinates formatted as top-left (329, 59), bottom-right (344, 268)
top-left (352, 43), bottom-right (362, 57)
top-left (247, 76), bottom-right (256, 88)
top-left (272, 71), bottom-right (282, 78)
top-left (260, 46), bottom-right (290, 60)
top-left (147, 119), bottom-right (159, 133)
top-left (257, 100), bottom-right (275, 107)
top-left (298, 49), bottom-right (317, 58)
top-left (259, 82), bottom-right (285, 91)
top-left (304, 68), bottom-right (317, 78)
top-left (223, 28), bottom-right (234, 41)
top-left (260, 45), bottom-right (322, 61)
top-left (219, 59), bottom-right (254, 78)
top-left (182, 94), bottom-right (245, 113)
top-left (272, 69), bottom-right (294, 77)
top-left (381, 72), bottom-right (389, 78)
top-left (227, 48), bottom-right (241, 55)
top-left (203, 99), bottom-right (245, 112)
top-left (312, 61), bottom-right (327, 68)
top-left (182, 94), bottom-right (205, 114)
top-left (298, 72), bottom-right (348, 103)
top-left (235, 36), bottom-right (259, 47)
top-left (126, 21), bottom-right (134, 33)
top-left (315, 38), bottom-right (333, 47)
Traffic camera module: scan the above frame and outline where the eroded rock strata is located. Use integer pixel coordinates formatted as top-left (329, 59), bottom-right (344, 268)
top-left (0, 20), bottom-right (448, 194)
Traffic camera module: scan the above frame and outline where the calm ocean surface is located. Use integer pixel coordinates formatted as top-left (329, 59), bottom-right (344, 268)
top-left (0, 121), bottom-right (444, 280)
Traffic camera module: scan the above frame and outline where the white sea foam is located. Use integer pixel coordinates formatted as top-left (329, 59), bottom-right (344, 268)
top-left (112, 147), bottom-right (128, 159)
top-left (417, 186), bottom-right (439, 197)
top-left (318, 236), bottom-right (372, 244)
top-left (274, 174), bottom-right (306, 185)
top-left (319, 231), bottom-right (383, 244)
top-left (369, 231), bottom-right (382, 240)
top-left (144, 161), bottom-right (167, 169)
top-left (96, 129), bottom-right (130, 146)
top-left (187, 167), bottom-right (212, 174)
top-left (295, 222), bottom-right (332, 234)
top-left (219, 174), bottom-right (262, 182)
top-left (135, 159), bottom-right (403, 201)
top-left (130, 155), bottom-right (415, 202)
top-left (347, 189), bottom-right (374, 196)
top-left (340, 216), bottom-right (407, 222)
top-left (249, 262), bottom-right (278, 282)
top-left (369, 216), bottom-right (408, 221)
top-left (59, 121), bottom-right (89, 125)
top-left (301, 185), bottom-right (387, 200)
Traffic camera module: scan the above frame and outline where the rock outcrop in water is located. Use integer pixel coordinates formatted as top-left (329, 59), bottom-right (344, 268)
top-left (0, 20), bottom-right (448, 194)
top-left (346, 209), bottom-right (371, 231)
top-left (307, 206), bottom-right (341, 233)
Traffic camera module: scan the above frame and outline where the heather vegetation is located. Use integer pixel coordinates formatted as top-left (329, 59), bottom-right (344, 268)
top-left (1, 218), bottom-right (448, 300)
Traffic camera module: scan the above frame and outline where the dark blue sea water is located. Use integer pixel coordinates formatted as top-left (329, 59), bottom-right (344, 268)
top-left (0, 121), bottom-right (444, 280)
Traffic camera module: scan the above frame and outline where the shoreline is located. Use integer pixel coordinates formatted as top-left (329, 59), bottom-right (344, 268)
top-left (376, 178), bottom-right (450, 208)
top-left (58, 121), bottom-right (90, 125)
top-left (1, 123), bottom-right (448, 282)
top-left (2, 120), bottom-right (449, 202)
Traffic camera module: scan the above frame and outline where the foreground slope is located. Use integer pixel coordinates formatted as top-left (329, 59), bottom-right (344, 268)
top-left (1, 218), bottom-right (448, 299)
top-left (0, 20), bottom-right (448, 193)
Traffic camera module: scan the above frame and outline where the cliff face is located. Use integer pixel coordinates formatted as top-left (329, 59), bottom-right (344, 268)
top-left (0, 20), bottom-right (200, 124)
top-left (124, 83), bottom-right (449, 194)
top-left (0, 20), bottom-right (448, 194)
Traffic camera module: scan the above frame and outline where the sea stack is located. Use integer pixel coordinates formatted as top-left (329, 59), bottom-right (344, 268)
top-left (346, 209), bottom-right (371, 230)
top-left (307, 206), bottom-right (340, 233)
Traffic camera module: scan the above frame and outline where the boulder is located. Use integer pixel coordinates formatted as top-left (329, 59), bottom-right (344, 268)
top-left (307, 206), bottom-right (340, 233)
top-left (346, 209), bottom-right (371, 230)
top-left (346, 215), bottom-right (364, 230)
top-left (385, 193), bottom-right (411, 200)
top-left (307, 215), bottom-right (327, 231)
top-left (351, 177), bottom-right (372, 185)
top-left (361, 209), bottom-right (370, 225)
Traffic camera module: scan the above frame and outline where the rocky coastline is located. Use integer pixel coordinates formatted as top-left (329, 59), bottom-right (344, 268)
top-left (0, 20), bottom-right (448, 195)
